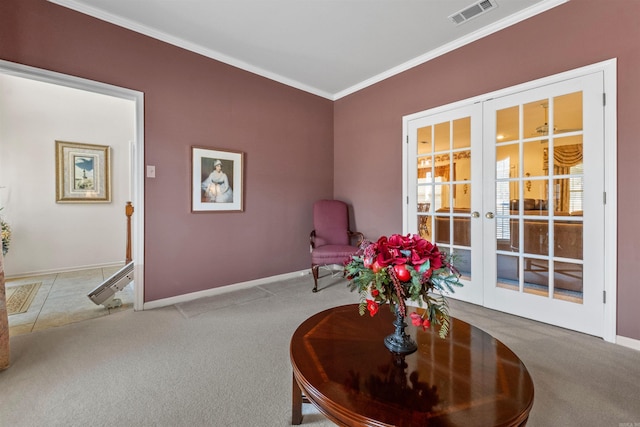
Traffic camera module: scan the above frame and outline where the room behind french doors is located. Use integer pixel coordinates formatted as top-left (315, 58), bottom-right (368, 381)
top-left (404, 68), bottom-right (608, 337)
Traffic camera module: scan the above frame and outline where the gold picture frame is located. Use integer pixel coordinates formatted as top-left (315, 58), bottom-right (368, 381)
top-left (55, 141), bottom-right (111, 203)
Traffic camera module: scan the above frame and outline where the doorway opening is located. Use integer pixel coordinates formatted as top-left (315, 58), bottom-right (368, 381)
top-left (0, 60), bottom-right (145, 329)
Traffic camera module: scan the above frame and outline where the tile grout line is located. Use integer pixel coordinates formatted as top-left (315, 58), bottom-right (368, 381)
top-left (30, 272), bottom-right (58, 332)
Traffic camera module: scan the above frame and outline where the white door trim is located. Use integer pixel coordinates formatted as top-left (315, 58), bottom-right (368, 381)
top-left (403, 59), bottom-right (617, 342)
top-left (0, 59), bottom-right (146, 311)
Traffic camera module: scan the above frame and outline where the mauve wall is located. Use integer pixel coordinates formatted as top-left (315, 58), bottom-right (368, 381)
top-left (0, 0), bottom-right (334, 301)
top-left (334, 0), bottom-right (640, 340)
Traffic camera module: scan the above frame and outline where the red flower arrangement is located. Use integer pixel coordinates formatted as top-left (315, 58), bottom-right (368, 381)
top-left (345, 234), bottom-right (461, 338)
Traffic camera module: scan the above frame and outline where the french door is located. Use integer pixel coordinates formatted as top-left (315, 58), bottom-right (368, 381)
top-left (405, 104), bottom-right (484, 305)
top-left (404, 70), bottom-right (607, 337)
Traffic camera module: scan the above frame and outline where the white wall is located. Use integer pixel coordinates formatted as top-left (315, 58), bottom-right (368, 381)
top-left (0, 74), bottom-right (135, 277)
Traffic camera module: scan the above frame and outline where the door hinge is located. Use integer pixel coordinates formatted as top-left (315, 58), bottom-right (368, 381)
top-left (603, 93), bottom-right (606, 106)
top-left (603, 192), bottom-right (607, 204)
top-left (603, 290), bottom-right (606, 304)
top-left (406, 196), bottom-right (409, 204)
top-left (406, 135), bottom-right (409, 144)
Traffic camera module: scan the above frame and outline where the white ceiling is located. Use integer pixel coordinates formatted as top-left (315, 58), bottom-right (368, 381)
top-left (49, 0), bottom-right (566, 100)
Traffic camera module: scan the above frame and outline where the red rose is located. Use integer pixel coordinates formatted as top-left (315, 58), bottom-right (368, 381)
top-left (366, 299), bottom-right (379, 317)
top-left (410, 312), bottom-right (431, 331)
top-left (363, 256), bottom-right (373, 268)
top-left (430, 252), bottom-right (443, 270)
top-left (375, 248), bottom-right (394, 267)
top-left (410, 312), bottom-right (423, 327)
top-left (387, 234), bottom-right (405, 249)
top-left (422, 318), bottom-right (431, 330)
top-left (376, 235), bottom-right (410, 266)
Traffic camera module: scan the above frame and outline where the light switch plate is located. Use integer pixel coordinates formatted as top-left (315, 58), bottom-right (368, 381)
top-left (146, 165), bottom-right (156, 178)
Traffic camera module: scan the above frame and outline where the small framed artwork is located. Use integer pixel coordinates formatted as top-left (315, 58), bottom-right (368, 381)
top-left (55, 141), bottom-right (111, 203)
top-left (191, 146), bottom-right (244, 212)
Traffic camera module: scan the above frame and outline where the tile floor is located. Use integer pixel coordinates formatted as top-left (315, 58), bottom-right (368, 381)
top-left (6, 265), bottom-right (134, 336)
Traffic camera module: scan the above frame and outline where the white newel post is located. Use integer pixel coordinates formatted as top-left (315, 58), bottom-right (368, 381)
top-left (0, 252), bottom-right (9, 370)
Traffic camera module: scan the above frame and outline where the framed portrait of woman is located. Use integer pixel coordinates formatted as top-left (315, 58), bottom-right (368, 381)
top-left (191, 146), bottom-right (244, 212)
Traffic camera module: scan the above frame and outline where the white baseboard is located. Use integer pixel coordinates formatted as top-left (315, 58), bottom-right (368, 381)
top-left (616, 335), bottom-right (640, 352)
top-left (4, 261), bottom-right (127, 280)
top-left (142, 269), bottom-right (310, 310)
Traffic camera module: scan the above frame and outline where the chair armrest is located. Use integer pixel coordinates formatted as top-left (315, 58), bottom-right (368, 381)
top-left (348, 230), bottom-right (365, 246)
top-left (310, 230), bottom-right (316, 252)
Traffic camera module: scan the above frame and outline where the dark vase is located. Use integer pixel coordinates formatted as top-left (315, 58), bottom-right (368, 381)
top-left (384, 305), bottom-right (417, 354)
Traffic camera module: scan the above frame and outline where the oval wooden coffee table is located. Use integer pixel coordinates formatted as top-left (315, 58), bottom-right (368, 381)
top-left (290, 304), bottom-right (534, 426)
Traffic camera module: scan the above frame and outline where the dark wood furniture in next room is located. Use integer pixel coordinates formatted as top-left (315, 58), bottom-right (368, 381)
top-left (290, 304), bottom-right (534, 426)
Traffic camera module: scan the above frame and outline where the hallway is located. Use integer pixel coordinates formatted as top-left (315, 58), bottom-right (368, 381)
top-left (6, 265), bottom-right (134, 336)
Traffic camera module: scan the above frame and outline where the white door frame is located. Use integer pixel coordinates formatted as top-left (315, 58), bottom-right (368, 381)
top-left (0, 59), bottom-right (146, 311)
top-left (403, 59), bottom-right (617, 342)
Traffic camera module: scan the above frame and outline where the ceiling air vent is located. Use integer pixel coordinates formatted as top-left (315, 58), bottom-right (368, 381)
top-left (449, 0), bottom-right (498, 25)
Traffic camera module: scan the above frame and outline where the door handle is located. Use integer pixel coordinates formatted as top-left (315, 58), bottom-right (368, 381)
top-left (485, 212), bottom-right (495, 219)
top-left (471, 211), bottom-right (480, 218)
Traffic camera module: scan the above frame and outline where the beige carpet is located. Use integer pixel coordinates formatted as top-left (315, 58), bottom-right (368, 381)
top-left (2, 274), bottom-right (640, 426)
top-left (5, 283), bottom-right (41, 315)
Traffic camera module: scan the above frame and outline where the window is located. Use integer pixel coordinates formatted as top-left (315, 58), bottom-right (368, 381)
top-left (496, 157), bottom-right (511, 240)
top-left (569, 163), bottom-right (583, 213)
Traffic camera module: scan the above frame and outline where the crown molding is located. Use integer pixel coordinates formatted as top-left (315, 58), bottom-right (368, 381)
top-left (48, 0), bottom-right (334, 99)
top-left (333, 0), bottom-right (569, 100)
top-left (49, 0), bottom-right (568, 101)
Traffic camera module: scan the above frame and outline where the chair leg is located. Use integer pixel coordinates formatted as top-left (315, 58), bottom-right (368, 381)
top-left (312, 264), bottom-right (319, 293)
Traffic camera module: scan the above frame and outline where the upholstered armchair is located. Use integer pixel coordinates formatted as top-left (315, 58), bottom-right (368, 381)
top-left (309, 200), bottom-right (363, 292)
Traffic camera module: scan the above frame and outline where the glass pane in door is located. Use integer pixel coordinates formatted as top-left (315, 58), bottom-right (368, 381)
top-left (434, 122), bottom-right (450, 152)
top-left (453, 117), bottom-right (471, 149)
top-left (553, 261), bottom-right (583, 303)
top-left (496, 253), bottom-right (519, 290)
top-left (523, 257), bottom-right (549, 296)
top-left (417, 126), bottom-right (432, 154)
top-left (416, 126), bottom-right (434, 240)
top-left (416, 125), bottom-right (434, 240)
top-left (549, 91), bottom-right (584, 303)
top-left (554, 92), bottom-right (583, 134)
top-left (416, 118), bottom-right (472, 280)
top-left (494, 91), bottom-right (584, 303)
top-left (496, 106), bottom-right (519, 142)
